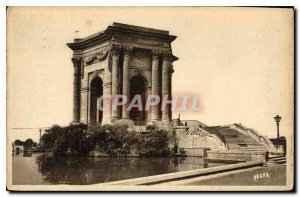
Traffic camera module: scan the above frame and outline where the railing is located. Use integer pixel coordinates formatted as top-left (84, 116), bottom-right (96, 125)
top-left (230, 123), bottom-right (277, 153)
top-left (200, 127), bottom-right (227, 149)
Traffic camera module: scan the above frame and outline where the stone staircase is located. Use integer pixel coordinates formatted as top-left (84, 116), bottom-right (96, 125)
top-left (231, 123), bottom-right (278, 153)
top-left (268, 155), bottom-right (286, 165)
top-left (214, 127), bottom-right (267, 152)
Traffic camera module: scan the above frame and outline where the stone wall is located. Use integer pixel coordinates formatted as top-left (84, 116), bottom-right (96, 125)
top-left (174, 127), bottom-right (227, 156)
top-left (207, 150), bottom-right (268, 164)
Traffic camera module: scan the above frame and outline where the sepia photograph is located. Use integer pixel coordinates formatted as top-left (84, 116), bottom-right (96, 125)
top-left (6, 6), bottom-right (294, 191)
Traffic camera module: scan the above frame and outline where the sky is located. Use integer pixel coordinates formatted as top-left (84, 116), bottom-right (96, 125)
top-left (7, 7), bottom-right (294, 143)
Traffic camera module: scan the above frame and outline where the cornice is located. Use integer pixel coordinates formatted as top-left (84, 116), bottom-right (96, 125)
top-left (67, 25), bottom-right (177, 51)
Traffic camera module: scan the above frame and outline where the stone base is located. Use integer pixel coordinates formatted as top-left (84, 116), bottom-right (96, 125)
top-left (147, 120), bottom-right (172, 130)
top-left (69, 121), bottom-right (81, 126)
top-left (102, 118), bottom-right (112, 125)
top-left (114, 118), bottom-right (134, 126)
top-left (148, 120), bottom-right (161, 126)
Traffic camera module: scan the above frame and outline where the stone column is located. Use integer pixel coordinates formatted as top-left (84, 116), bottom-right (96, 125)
top-left (80, 72), bottom-right (88, 124)
top-left (151, 51), bottom-right (160, 121)
top-left (122, 48), bottom-right (131, 119)
top-left (111, 47), bottom-right (120, 120)
top-left (162, 54), bottom-right (171, 122)
top-left (169, 67), bottom-right (174, 120)
top-left (72, 57), bottom-right (81, 122)
top-left (102, 67), bottom-right (112, 124)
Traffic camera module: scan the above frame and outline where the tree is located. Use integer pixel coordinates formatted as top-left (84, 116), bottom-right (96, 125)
top-left (14, 139), bottom-right (24, 146)
top-left (24, 138), bottom-right (34, 148)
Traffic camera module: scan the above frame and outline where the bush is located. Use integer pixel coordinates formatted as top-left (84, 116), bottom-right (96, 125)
top-left (41, 123), bottom-right (176, 157)
top-left (146, 125), bottom-right (156, 131)
top-left (139, 129), bottom-right (170, 156)
top-left (87, 124), bottom-right (143, 156)
top-left (41, 123), bottom-right (92, 156)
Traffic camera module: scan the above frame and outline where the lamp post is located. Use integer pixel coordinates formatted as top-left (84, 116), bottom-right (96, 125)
top-left (39, 128), bottom-right (42, 145)
top-left (274, 115), bottom-right (281, 139)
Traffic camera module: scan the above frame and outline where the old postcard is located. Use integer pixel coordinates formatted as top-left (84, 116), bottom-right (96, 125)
top-left (6, 7), bottom-right (294, 191)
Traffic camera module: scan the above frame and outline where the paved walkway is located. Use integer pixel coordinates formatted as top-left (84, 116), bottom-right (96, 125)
top-left (99, 161), bottom-right (264, 186)
top-left (158, 164), bottom-right (286, 186)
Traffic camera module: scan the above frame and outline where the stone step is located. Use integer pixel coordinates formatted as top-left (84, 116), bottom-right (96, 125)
top-left (269, 159), bottom-right (286, 163)
top-left (228, 144), bottom-right (266, 147)
top-left (269, 157), bottom-right (286, 161)
top-left (228, 149), bottom-right (267, 152)
top-left (267, 161), bottom-right (286, 166)
top-left (268, 156), bottom-right (286, 164)
top-left (227, 146), bottom-right (266, 149)
top-left (268, 160), bottom-right (286, 165)
top-left (238, 149), bottom-right (267, 150)
top-left (227, 141), bottom-right (260, 144)
top-left (269, 155), bottom-right (286, 159)
top-left (228, 147), bottom-right (266, 149)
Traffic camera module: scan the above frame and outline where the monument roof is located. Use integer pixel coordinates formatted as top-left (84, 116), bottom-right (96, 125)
top-left (111, 22), bottom-right (170, 35)
top-left (67, 22), bottom-right (177, 50)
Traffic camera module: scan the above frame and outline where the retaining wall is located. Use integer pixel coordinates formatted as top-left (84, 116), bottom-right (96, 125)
top-left (207, 150), bottom-right (268, 164)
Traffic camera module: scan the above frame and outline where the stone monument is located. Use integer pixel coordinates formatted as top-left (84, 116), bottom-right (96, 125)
top-left (67, 23), bottom-right (178, 126)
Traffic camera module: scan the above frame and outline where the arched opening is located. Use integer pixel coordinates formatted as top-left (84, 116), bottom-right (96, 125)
top-left (90, 76), bottom-right (103, 124)
top-left (130, 75), bottom-right (147, 125)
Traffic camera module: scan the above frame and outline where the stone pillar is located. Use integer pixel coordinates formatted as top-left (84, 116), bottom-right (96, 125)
top-left (102, 66), bottom-right (112, 124)
top-left (151, 51), bottom-right (160, 121)
top-left (80, 72), bottom-right (88, 123)
top-left (111, 47), bottom-right (120, 120)
top-left (72, 57), bottom-right (81, 122)
top-left (162, 54), bottom-right (171, 122)
top-left (169, 68), bottom-right (173, 120)
top-left (122, 48), bottom-right (131, 119)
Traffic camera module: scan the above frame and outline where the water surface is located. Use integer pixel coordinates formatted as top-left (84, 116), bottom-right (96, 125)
top-left (12, 152), bottom-right (229, 185)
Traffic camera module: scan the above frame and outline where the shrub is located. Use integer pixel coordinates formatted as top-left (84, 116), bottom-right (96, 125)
top-left (41, 123), bottom-right (176, 157)
top-left (87, 124), bottom-right (142, 156)
top-left (146, 125), bottom-right (156, 131)
top-left (139, 129), bottom-right (170, 156)
top-left (42, 123), bottom-right (92, 156)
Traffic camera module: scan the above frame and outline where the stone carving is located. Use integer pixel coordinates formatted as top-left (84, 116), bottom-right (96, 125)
top-left (84, 51), bottom-right (108, 65)
top-left (71, 57), bottom-right (81, 66)
top-left (84, 55), bottom-right (95, 65)
top-left (92, 70), bottom-right (100, 80)
top-left (95, 52), bottom-right (108, 61)
top-left (110, 45), bottom-right (122, 56)
top-left (131, 68), bottom-right (144, 77)
top-left (123, 47), bottom-right (132, 56)
top-left (152, 50), bottom-right (161, 60)
top-left (169, 65), bottom-right (174, 74)
top-left (89, 69), bottom-right (104, 82)
top-left (162, 52), bottom-right (173, 61)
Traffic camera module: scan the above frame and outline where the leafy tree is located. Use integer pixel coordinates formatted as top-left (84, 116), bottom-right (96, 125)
top-left (65, 123), bottom-right (92, 156)
top-left (40, 123), bottom-right (174, 157)
top-left (24, 138), bottom-right (34, 148)
top-left (41, 130), bottom-right (56, 150)
top-left (139, 129), bottom-right (170, 156)
top-left (14, 139), bottom-right (24, 146)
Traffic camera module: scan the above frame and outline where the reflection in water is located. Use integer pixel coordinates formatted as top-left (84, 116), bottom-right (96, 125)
top-left (13, 153), bottom-right (229, 185)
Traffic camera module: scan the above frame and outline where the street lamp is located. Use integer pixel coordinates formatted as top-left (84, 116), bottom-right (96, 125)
top-left (39, 128), bottom-right (42, 145)
top-left (274, 115), bottom-right (282, 139)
